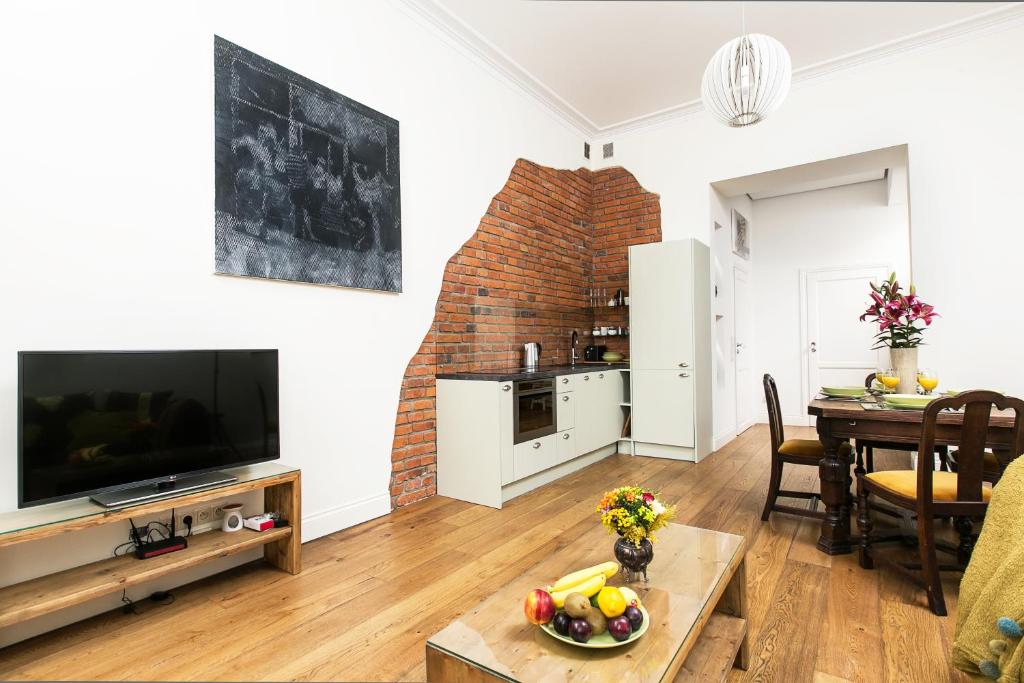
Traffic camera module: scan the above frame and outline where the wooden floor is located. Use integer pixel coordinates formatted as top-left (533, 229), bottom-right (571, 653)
top-left (0, 425), bottom-right (969, 682)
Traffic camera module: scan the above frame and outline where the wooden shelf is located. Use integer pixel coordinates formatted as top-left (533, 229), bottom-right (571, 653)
top-left (0, 527), bottom-right (291, 628)
top-left (676, 613), bottom-right (747, 681)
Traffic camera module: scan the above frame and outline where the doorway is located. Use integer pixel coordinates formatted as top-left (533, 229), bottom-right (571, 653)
top-left (733, 266), bottom-right (754, 433)
top-left (801, 265), bottom-right (890, 420)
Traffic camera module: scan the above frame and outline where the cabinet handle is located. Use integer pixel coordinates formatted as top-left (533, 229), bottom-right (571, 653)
top-left (679, 362), bottom-right (689, 368)
top-left (533, 442), bottom-right (542, 449)
top-left (561, 378), bottom-right (569, 384)
top-left (679, 373), bottom-right (690, 378)
top-left (584, 376), bottom-right (590, 381)
top-left (599, 373), bottom-right (605, 379)
top-left (562, 395), bottom-right (569, 402)
top-left (502, 385), bottom-right (511, 392)
top-left (563, 433), bottom-right (570, 440)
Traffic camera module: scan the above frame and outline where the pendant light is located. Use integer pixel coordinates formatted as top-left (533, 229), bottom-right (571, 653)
top-left (701, 3), bottom-right (791, 127)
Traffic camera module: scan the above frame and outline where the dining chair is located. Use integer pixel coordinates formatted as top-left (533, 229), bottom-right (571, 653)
top-left (856, 390), bottom-right (1024, 616)
top-left (855, 372), bottom-right (950, 473)
top-left (761, 373), bottom-right (851, 521)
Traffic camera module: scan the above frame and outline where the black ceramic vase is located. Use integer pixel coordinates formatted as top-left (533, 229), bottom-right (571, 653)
top-left (614, 537), bottom-right (654, 582)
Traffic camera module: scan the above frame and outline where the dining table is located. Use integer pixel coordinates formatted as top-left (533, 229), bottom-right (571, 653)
top-left (806, 397), bottom-right (1020, 555)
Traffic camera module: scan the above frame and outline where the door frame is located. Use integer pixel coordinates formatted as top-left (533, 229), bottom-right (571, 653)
top-left (733, 265), bottom-right (754, 434)
top-left (798, 263), bottom-right (891, 426)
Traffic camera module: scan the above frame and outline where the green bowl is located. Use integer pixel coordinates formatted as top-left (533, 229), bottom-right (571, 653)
top-left (539, 605), bottom-right (649, 649)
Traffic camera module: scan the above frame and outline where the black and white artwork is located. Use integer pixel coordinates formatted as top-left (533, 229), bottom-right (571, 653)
top-left (215, 36), bottom-right (402, 292)
top-left (731, 208), bottom-right (750, 260)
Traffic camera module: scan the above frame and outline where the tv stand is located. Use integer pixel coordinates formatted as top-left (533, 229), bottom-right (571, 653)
top-left (90, 471), bottom-right (239, 508)
top-left (0, 462), bottom-right (300, 631)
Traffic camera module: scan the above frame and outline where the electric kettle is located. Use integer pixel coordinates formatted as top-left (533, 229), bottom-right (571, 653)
top-left (523, 342), bottom-right (541, 369)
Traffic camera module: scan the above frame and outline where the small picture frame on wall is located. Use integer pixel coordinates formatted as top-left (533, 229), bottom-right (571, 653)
top-left (732, 209), bottom-right (750, 260)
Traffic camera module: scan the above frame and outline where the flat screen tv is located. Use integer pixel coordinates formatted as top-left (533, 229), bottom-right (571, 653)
top-left (18, 350), bottom-right (279, 508)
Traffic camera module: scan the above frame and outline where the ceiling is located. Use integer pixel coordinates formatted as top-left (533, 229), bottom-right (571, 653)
top-left (427, 1), bottom-right (1011, 133)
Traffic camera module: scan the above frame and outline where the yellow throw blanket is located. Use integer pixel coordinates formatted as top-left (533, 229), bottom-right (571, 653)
top-left (954, 457), bottom-right (1024, 682)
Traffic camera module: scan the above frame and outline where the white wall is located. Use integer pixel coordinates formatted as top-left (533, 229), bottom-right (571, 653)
top-left (751, 180), bottom-right (911, 425)
top-left (709, 189), bottom-right (752, 448)
top-left (597, 20), bottom-right (1024, 413)
top-left (0, 0), bottom-right (584, 644)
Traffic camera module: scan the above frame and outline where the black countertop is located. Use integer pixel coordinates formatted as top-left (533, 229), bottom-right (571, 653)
top-left (437, 363), bottom-right (629, 382)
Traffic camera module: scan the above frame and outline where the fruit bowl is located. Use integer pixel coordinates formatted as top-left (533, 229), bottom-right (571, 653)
top-left (539, 605), bottom-right (649, 649)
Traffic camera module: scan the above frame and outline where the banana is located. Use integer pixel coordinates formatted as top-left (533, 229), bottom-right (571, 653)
top-left (549, 561), bottom-right (620, 593)
top-left (549, 574), bottom-right (607, 608)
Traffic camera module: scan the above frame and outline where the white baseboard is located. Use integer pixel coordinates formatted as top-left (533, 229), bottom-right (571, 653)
top-left (713, 432), bottom-right (735, 452)
top-left (301, 492), bottom-right (391, 542)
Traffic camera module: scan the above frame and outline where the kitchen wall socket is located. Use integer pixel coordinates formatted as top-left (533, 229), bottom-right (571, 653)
top-left (213, 506), bottom-right (225, 520)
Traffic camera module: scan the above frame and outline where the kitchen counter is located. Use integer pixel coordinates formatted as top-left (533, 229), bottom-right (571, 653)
top-left (437, 362), bottom-right (628, 382)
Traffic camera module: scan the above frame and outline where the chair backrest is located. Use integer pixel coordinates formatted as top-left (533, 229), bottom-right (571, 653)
top-left (763, 374), bottom-right (785, 453)
top-left (917, 390), bottom-right (1024, 512)
top-left (864, 372), bottom-right (877, 389)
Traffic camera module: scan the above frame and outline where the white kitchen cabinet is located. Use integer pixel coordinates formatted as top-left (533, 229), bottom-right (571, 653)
top-left (632, 369), bottom-right (695, 448)
top-left (629, 239), bottom-right (712, 461)
top-left (513, 433), bottom-right (558, 480)
top-left (556, 391), bottom-right (575, 430)
top-left (574, 370), bottom-right (624, 457)
top-left (437, 375), bottom-right (622, 508)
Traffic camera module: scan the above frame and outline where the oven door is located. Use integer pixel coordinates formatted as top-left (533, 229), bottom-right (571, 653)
top-left (513, 379), bottom-right (557, 444)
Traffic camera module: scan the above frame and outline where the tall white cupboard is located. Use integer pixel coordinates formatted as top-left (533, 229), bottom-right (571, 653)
top-left (628, 239), bottom-right (713, 461)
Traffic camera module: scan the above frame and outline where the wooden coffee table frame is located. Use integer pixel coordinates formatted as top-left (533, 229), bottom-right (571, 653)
top-left (426, 535), bottom-right (748, 682)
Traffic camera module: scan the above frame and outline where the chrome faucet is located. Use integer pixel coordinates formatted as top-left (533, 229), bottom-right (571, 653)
top-left (570, 330), bottom-right (579, 366)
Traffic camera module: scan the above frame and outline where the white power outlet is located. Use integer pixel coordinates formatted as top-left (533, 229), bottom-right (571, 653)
top-left (196, 506), bottom-right (213, 526)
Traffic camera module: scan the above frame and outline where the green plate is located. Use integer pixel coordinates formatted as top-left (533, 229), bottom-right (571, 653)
top-left (821, 386), bottom-right (866, 398)
top-left (883, 394), bottom-right (937, 409)
top-left (539, 605), bottom-right (649, 649)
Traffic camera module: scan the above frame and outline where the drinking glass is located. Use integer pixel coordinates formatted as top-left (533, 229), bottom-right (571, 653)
top-left (876, 367), bottom-right (900, 393)
top-left (918, 368), bottom-right (939, 395)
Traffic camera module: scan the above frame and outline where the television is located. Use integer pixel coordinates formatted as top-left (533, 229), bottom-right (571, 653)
top-left (18, 350), bottom-right (280, 508)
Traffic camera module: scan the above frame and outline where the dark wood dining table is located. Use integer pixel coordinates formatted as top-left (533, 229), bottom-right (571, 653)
top-left (807, 398), bottom-right (1020, 555)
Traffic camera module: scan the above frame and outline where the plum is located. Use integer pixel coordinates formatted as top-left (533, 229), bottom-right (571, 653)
top-left (624, 605), bottom-right (643, 631)
top-left (607, 615), bottom-right (632, 642)
top-left (552, 611), bottom-right (572, 636)
top-left (569, 618), bottom-right (593, 643)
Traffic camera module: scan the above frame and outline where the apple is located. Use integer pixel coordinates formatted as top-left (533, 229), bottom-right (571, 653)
top-left (624, 605), bottom-right (643, 631)
top-left (607, 615), bottom-right (632, 642)
top-left (569, 618), bottom-right (593, 643)
top-left (524, 588), bottom-right (556, 625)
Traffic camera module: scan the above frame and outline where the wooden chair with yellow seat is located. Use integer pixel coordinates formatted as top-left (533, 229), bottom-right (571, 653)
top-left (856, 390), bottom-right (1024, 616)
top-left (761, 373), bottom-right (852, 521)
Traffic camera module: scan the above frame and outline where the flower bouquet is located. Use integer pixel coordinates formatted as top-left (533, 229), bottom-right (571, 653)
top-left (597, 486), bottom-right (676, 581)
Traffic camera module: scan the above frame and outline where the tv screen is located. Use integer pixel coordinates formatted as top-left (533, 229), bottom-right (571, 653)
top-left (18, 350), bottom-right (279, 508)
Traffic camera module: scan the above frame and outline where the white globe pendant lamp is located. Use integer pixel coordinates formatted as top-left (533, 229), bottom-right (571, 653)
top-left (701, 23), bottom-right (792, 127)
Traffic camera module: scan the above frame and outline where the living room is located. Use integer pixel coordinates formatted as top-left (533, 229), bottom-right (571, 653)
top-left (1, 1), bottom-right (1022, 681)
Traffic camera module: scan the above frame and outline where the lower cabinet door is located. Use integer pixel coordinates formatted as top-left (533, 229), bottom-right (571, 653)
top-left (513, 433), bottom-right (558, 481)
top-left (556, 430), bottom-right (575, 464)
top-left (557, 391), bottom-right (575, 430)
top-left (632, 369), bottom-right (695, 447)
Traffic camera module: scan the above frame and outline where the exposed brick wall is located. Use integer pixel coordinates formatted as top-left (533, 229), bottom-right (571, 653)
top-left (389, 160), bottom-right (662, 508)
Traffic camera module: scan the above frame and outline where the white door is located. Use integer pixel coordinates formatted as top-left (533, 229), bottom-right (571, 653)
top-left (803, 265), bottom-right (890, 406)
top-left (632, 369), bottom-right (695, 451)
top-left (629, 241), bottom-right (694, 369)
top-left (733, 267), bottom-right (754, 433)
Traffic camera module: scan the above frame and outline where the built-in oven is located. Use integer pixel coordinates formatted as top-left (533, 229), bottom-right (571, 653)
top-left (513, 378), bottom-right (557, 444)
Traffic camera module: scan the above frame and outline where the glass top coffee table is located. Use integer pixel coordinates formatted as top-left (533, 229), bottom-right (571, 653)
top-left (426, 523), bottom-right (748, 682)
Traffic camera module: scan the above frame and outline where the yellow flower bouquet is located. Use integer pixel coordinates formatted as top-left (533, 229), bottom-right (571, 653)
top-left (597, 486), bottom-right (676, 547)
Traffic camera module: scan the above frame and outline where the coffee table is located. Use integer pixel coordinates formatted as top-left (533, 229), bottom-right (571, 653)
top-left (426, 523), bottom-right (748, 682)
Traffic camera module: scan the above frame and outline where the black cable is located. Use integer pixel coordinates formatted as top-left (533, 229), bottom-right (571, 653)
top-left (121, 590), bottom-right (137, 614)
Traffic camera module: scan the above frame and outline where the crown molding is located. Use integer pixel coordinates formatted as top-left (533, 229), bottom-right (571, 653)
top-left (394, 0), bottom-right (600, 138)
top-left (398, 1), bottom-right (1024, 142)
